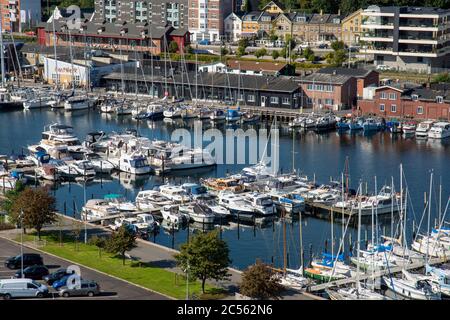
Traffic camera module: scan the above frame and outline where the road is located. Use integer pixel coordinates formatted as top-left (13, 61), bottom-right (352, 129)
top-left (0, 237), bottom-right (168, 300)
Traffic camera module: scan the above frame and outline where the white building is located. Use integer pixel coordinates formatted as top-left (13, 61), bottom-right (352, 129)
top-left (224, 13), bottom-right (243, 43)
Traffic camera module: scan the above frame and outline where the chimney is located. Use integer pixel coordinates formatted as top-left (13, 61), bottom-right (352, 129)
top-left (338, 9), bottom-right (341, 16)
top-left (320, 10), bottom-right (323, 16)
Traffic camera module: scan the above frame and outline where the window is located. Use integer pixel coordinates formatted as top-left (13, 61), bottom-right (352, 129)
top-left (411, 94), bottom-right (418, 101)
top-left (325, 99), bottom-right (334, 105)
top-left (391, 104), bottom-right (397, 113)
top-left (436, 96), bottom-right (443, 104)
top-left (379, 104), bottom-right (385, 112)
top-left (417, 106), bottom-right (424, 114)
top-left (389, 93), bottom-right (397, 100)
top-left (282, 97), bottom-right (290, 105)
top-left (270, 97), bottom-right (279, 104)
top-left (247, 95), bottom-right (255, 102)
top-left (380, 92), bottom-right (387, 99)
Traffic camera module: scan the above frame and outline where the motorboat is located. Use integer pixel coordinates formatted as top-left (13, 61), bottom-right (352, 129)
top-left (210, 109), bottom-right (226, 121)
top-left (181, 183), bottom-right (214, 200)
top-left (104, 194), bottom-right (138, 212)
top-left (110, 153), bottom-right (152, 175)
top-left (158, 184), bottom-right (191, 203)
top-left (163, 106), bottom-right (183, 118)
top-left (201, 178), bottom-right (246, 193)
top-left (415, 120), bottom-right (434, 138)
top-left (428, 122), bottom-right (450, 139)
top-left (349, 118), bottom-right (364, 131)
top-left (68, 160), bottom-right (96, 177)
top-left (288, 116), bottom-right (305, 128)
top-left (270, 192), bottom-right (305, 214)
top-left (84, 153), bottom-right (115, 173)
top-left (327, 285), bottom-right (388, 300)
top-left (314, 114), bottom-right (337, 132)
top-left (48, 159), bottom-right (79, 177)
top-left (82, 199), bottom-right (120, 221)
top-left (135, 213), bottom-right (159, 231)
top-left (23, 96), bottom-right (57, 109)
top-left (179, 202), bottom-right (216, 224)
top-left (64, 96), bottom-right (91, 111)
top-left (40, 124), bottom-right (87, 159)
top-left (180, 106), bottom-right (199, 119)
top-left (160, 205), bottom-right (188, 224)
top-left (301, 116), bottom-right (317, 129)
top-left (402, 121), bottom-right (417, 135)
top-left (225, 109), bottom-right (241, 122)
top-left (135, 190), bottom-right (173, 212)
top-left (243, 192), bottom-right (276, 216)
top-left (241, 113), bottom-right (260, 124)
top-left (35, 164), bottom-right (60, 181)
top-left (310, 253), bottom-right (353, 277)
top-left (197, 107), bottom-right (212, 120)
top-left (217, 192), bottom-right (255, 221)
top-left (363, 118), bottom-right (382, 131)
top-left (0, 170), bottom-right (27, 190)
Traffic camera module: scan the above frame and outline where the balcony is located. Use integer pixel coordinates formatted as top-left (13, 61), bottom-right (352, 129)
top-left (363, 45), bottom-right (394, 55)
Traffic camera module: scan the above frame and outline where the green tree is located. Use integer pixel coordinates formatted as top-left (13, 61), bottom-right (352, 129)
top-left (168, 41), bottom-right (179, 53)
top-left (258, 0), bottom-right (272, 10)
top-left (175, 230), bottom-right (231, 294)
top-left (0, 181), bottom-right (25, 217)
top-left (433, 72), bottom-right (450, 83)
top-left (9, 187), bottom-right (56, 239)
top-left (220, 47), bottom-right (229, 56)
top-left (331, 40), bottom-right (345, 52)
top-left (302, 47), bottom-right (316, 61)
top-left (106, 226), bottom-right (137, 265)
top-left (242, 0), bottom-right (252, 12)
top-left (311, 0), bottom-right (339, 13)
top-left (255, 48), bottom-right (268, 58)
top-left (240, 260), bottom-right (284, 300)
top-left (272, 50), bottom-right (280, 60)
top-left (236, 46), bottom-right (247, 57)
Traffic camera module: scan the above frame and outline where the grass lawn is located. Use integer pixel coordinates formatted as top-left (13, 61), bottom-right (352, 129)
top-left (15, 232), bottom-right (225, 300)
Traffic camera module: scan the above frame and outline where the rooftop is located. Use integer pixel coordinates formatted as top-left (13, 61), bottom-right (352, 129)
top-left (226, 60), bottom-right (288, 73)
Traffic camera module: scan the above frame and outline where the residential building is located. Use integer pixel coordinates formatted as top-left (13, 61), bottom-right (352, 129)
top-left (358, 83), bottom-right (450, 120)
top-left (224, 12), bottom-right (242, 43)
top-left (262, 1), bottom-right (284, 14)
top-left (93, 0), bottom-right (188, 29)
top-left (188, 0), bottom-right (233, 42)
top-left (0, 0), bottom-right (41, 33)
top-left (341, 9), bottom-right (363, 46)
top-left (292, 14), bottom-right (311, 42)
top-left (272, 13), bottom-right (296, 41)
top-left (360, 6), bottom-right (450, 73)
top-left (241, 11), bottom-right (261, 38)
top-left (258, 11), bottom-right (279, 38)
top-left (37, 19), bottom-right (190, 56)
top-left (101, 68), bottom-right (303, 108)
top-left (304, 12), bottom-right (342, 43)
top-left (299, 68), bottom-right (379, 110)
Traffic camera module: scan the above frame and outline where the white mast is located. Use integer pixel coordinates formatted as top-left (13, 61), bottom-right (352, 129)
top-left (426, 171), bottom-right (433, 263)
top-left (356, 182), bottom-right (362, 297)
top-left (52, 12), bottom-right (59, 89)
top-left (0, 12), bottom-right (5, 87)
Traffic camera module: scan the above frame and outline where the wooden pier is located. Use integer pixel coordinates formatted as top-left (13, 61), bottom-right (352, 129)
top-left (309, 256), bottom-right (450, 292)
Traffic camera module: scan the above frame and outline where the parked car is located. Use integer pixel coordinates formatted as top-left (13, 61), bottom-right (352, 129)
top-left (318, 43), bottom-right (329, 49)
top-left (376, 64), bottom-right (392, 71)
top-left (0, 279), bottom-right (48, 300)
top-left (43, 268), bottom-right (71, 285)
top-left (59, 280), bottom-right (100, 298)
top-left (198, 39), bottom-right (210, 45)
top-left (5, 254), bottom-right (43, 269)
top-left (52, 274), bottom-right (73, 290)
top-left (14, 265), bottom-right (49, 280)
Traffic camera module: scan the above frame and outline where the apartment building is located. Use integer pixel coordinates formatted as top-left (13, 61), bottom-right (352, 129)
top-left (188, 0), bottom-right (233, 42)
top-left (93, 0), bottom-right (188, 29)
top-left (241, 11), bottom-right (261, 38)
top-left (0, 0), bottom-right (41, 32)
top-left (361, 6), bottom-right (450, 73)
top-left (305, 13), bottom-right (342, 43)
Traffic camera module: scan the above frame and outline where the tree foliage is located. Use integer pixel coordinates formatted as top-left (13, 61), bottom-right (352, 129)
top-left (240, 260), bottom-right (284, 300)
top-left (168, 41), bottom-right (179, 53)
top-left (255, 48), bottom-right (268, 58)
top-left (9, 187), bottom-right (56, 239)
top-left (106, 226), bottom-right (137, 265)
top-left (0, 181), bottom-right (25, 217)
top-left (272, 50), bottom-right (280, 60)
top-left (433, 72), bottom-right (450, 84)
top-left (174, 230), bottom-right (231, 293)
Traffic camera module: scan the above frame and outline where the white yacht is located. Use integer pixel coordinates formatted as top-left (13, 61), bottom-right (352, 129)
top-left (158, 184), bottom-right (191, 203)
top-left (104, 194), bottom-right (138, 212)
top-left (23, 96), bottom-right (57, 109)
top-left (40, 124), bottom-right (86, 159)
top-left (181, 183), bottom-right (214, 200)
top-left (160, 205), bottom-right (188, 224)
top-left (110, 153), bottom-right (152, 175)
top-left (69, 160), bottom-right (96, 177)
top-left (383, 270), bottom-right (441, 300)
top-left (163, 106), bottom-right (183, 118)
top-left (288, 116), bottom-right (305, 128)
top-left (82, 199), bottom-right (120, 221)
top-left (428, 122), bottom-right (450, 139)
top-left (64, 96), bottom-right (91, 111)
top-left (179, 203), bottom-right (216, 224)
top-left (217, 192), bottom-right (255, 221)
top-left (415, 120), bottom-right (434, 138)
top-left (135, 213), bottom-right (159, 231)
top-left (48, 159), bottom-right (79, 177)
top-left (209, 109), bottom-right (226, 121)
top-left (135, 190), bottom-right (172, 212)
top-left (243, 192), bottom-right (276, 216)
top-left (84, 153), bottom-right (115, 173)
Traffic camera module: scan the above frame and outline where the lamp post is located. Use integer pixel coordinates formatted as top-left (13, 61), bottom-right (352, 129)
top-left (83, 169), bottom-right (87, 244)
top-left (19, 210), bottom-right (24, 278)
top-left (185, 261), bottom-right (190, 300)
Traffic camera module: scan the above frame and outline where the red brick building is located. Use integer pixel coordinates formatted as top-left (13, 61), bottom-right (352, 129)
top-left (299, 68), bottom-right (379, 111)
top-left (357, 84), bottom-right (450, 121)
top-left (36, 20), bottom-right (190, 56)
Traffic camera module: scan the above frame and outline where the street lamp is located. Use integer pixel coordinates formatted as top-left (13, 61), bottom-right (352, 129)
top-left (185, 260), bottom-right (190, 300)
top-left (19, 210), bottom-right (24, 278)
top-left (83, 169), bottom-right (87, 244)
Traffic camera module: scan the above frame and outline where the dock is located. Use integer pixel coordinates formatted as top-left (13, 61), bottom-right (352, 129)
top-left (309, 256), bottom-right (450, 292)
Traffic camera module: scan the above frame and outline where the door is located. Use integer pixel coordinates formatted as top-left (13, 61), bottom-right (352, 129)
top-left (261, 96), bottom-right (266, 107)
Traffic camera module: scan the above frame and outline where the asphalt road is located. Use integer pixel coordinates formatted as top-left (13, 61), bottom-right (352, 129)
top-left (0, 237), bottom-right (169, 300)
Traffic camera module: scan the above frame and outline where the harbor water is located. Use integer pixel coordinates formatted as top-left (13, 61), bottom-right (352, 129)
top-left (1, 108), bottom-right (449, 270)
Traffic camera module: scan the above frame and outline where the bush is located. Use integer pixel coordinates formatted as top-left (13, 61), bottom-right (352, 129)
top-left (272, 50), bottom-right (280, 60)
top-left (0, 222), bottom-right (15, 231)
top-left (255, 48), bottom-right (267, 58)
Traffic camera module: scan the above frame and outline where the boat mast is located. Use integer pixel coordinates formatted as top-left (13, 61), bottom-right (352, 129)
top-left (67, 28), bottom-right (75, 93)
top-left (356, 182), bottom-right (362, 297)
top-left (426, 171), bottom-right (433, 263)
top-left (52, 13), bottom-right (59, 90)
top-left (399, 164), bottom-right (403, 246)
top-left (299, 209), bottom-right (304, 276)
top-left (0, 13), bottom-right (5, 88)
top-left (283, 211), bottom-right (287, 276)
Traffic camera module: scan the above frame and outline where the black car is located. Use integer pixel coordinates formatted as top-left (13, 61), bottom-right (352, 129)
top-left (5, 254), bottom-right (43, 269)
top-left (43, 268), bottom-right (71, 285)
top-left (14, 265), bottom-right (49, 280)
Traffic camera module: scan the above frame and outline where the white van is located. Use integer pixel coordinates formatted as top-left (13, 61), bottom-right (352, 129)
top-left (0, 279), bottom-right (48, 300)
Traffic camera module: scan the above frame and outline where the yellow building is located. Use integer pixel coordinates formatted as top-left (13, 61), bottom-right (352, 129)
top-left (262, 1), bottom-right (284, 14)
top-left (242, 12), bottom-right (261, 36)
top-left (341, 9), bottom-right (363, 46)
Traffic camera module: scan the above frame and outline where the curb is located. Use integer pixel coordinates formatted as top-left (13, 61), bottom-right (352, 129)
top-left (0, 235), bottom-right (176, 300)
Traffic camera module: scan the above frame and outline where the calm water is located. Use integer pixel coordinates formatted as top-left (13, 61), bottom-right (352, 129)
top-left (1, 108), bottom-right (449, 270)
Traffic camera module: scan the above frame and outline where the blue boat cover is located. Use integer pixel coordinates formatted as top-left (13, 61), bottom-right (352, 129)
top-left (321, 252), bottom-right (344, 261)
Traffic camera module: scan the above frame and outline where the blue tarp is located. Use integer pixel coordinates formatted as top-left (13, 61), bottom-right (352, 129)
top-left (322, 252), bottom-right (344, 261)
